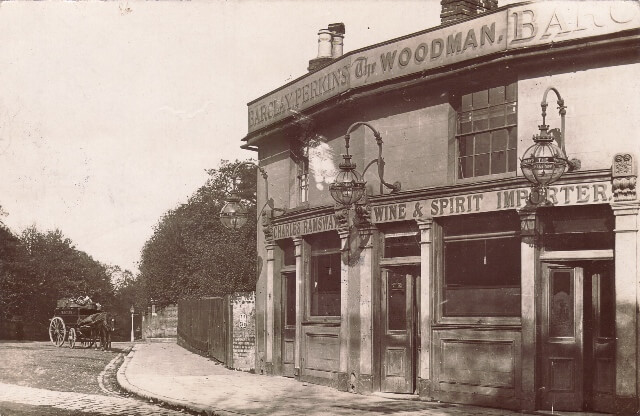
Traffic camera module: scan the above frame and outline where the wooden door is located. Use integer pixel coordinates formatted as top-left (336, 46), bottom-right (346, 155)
top-left (587, 262), bottom-right (615, 413)
top-left (281, 272), bottom-right (296, 377)
top-left (381, 269), bottom-right (416, 393)
top-left (540, 264), bottom-right (584, 411)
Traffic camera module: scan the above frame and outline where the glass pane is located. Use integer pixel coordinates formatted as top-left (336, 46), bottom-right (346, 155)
top-left (492, 129), bottom-right (508, 150)
top-left (491, 151), bottom-right (506, 174)
top-left (489, 86), bottom-right (505, 105)
top-left (444, 236), bottom-right (520, 317)
top-left (506, 102), bottom-right (517, 125)
top-left (472, 107), bottom-right (489, 131)
top-left (550, 271), bottom-right (574, 337)
top-left (475, 132), bottom-right (490, 154)
top-left (472, 90), bottom-right (488, 108)
top-left (282, 242), bottom-right (295, 266)
top-left (507, 149), bottom-right (517, 172)
top-left (489, 104), bottom-right (505, 128)
top-left (461, 93), bottom-right (473, 112)
top-left (310, 252), bottom-right (341, 317)
top-left (505, 82), bottom-right (517, 102)
top-left (384, 235), bottom-right (420, 258)
top-left (475, 153), bottom-right (490, 176)
top-left (286, 274), bottom-right (296, 326)
top-left (459, 112), bottom-right (472, 134)
top-left (387, 273), bottom-right (406, 331)
top-left (459, 156), bottom-right (473, 179)
top-left (508, 127), bottom-right (517, 148)
top-left (458, 135), bottom-right (473, 157)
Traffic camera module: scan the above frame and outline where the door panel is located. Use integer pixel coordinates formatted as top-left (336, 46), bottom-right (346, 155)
top-left (588, 263), bottom-right (615, 413)
top-left (282, 272), bottom-right (296, 377)
top-left (381, 269), bottom-right (417, 393)
top-left (541, 265), bottom-right (584, 411)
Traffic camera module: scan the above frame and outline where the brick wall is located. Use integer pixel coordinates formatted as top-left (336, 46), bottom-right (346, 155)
top-left (143, 304), bottom-right (178, 339)
top-left (229, 292), bottom-right (256, 371)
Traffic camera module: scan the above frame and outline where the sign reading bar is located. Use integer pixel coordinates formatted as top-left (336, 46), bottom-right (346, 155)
top-left (247, 2), bottom-right (640, 134)
top-left (272, 213), bottom-right (337, 240)
top-left (371, 181), bottom-right (613, 224)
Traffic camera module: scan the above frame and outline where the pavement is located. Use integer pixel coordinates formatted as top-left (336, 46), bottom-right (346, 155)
top-left (116, 341), bottom-right (611, 416)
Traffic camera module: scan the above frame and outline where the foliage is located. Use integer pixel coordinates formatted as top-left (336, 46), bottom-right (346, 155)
top-left (0, 224), bottom-right (115, 335)
top-left (138, 159), bottom-right (258, 304)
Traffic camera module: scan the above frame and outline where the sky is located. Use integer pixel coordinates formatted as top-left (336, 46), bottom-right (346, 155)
top-left (0, 0), bottom-right (456, 273)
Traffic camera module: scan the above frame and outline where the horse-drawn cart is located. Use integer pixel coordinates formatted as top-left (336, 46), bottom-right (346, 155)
top-left (48, 298), bottom-right (114, 350)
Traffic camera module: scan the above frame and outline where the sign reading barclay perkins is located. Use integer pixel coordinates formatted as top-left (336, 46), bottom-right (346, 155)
top-left (247, 2), bottom-right (639, 134)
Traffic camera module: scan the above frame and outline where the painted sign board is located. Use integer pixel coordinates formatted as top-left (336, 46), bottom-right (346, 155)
top-left (371, 181), bottom-right (613, 224)
top-left (271, 181), bottom-right (614, 239)
top-left (247, 1), bottom-right (640, 134)
top-left (272, 213), bottom-right (338, 241)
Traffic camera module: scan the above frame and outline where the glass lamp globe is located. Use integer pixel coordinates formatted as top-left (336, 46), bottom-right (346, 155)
top-left (520, 125), bottom-right (568, 187)
top-left (329, 155), bottom-right (366, 206)
top-left (219, 191), bottom-right (248, 230)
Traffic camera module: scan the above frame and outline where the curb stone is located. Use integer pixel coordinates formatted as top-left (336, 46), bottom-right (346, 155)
top-left (115, 343), bottom-right (246, 416)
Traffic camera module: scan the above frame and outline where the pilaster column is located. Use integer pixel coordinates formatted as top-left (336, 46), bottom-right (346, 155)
top-left (338, 229), bottom-right (350, 390)
top-left (416, 218), bottom-right (434, 398)
top-left (611, 201), bottom-right (639, 412)
top-left (265, 241), bottom-right (277, 374)
top-left (293, 237), bottom-right (303, 378)
top-left (357, 225), bottom-right (375, 393)
top-left (518, 208), bottom-right (541, 411)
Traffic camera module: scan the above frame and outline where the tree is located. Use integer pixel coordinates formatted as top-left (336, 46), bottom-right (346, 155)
top-left (9, 227), bottom-right (115, 331)
top-left (138, 159), bottom-right (258, 304)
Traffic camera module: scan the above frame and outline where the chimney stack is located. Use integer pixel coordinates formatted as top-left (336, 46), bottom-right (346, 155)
top-left (440, 0), bottom-right (498, 24)
top-left (308, 23), bottom-right (346, 72)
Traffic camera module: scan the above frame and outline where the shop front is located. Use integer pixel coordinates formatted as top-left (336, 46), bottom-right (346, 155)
top-left (259, 172), bottom-right (638, 412)
top-left (230, 1), bottom-right (640, 413)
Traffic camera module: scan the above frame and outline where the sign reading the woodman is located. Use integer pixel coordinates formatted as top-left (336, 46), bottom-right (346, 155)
top-left (247, 2), bottom-right (640, 134)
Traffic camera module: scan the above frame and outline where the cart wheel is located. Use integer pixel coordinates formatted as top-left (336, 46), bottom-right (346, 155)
top-left (49, 317), bottom-right (66, 347)
top-left (68, 328), bottom-right (76, 349)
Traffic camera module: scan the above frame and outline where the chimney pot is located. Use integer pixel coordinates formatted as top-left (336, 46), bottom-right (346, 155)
top-left (440, 0), bottom-right (498, 24)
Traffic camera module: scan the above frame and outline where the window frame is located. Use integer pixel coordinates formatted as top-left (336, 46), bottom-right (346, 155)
top-left (454, 81), bottom-right (518, 183)
top-left (304, 234), bottom-right (342, 323)
top-left (435, 217), bottom-right (522, 327)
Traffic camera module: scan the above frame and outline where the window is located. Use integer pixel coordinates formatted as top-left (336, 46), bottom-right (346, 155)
top-left (308, 233), bottom-right (341, 318)
top-left (457, 82), bottom-right (517, 179)
top-left (280, 240), bottom-right (296, 267)
top-left (441, 213), bottom-right (521, 317)
top-left (382, 222), bottom-right (420, 258)
top-left (542, 205), bottom-right (614, 251)
top-left (291, 139), bottom-right (309, 205)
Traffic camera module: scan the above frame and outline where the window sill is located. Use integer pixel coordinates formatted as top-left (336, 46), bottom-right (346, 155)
top-left (455, 171), bottom-right (516, 184)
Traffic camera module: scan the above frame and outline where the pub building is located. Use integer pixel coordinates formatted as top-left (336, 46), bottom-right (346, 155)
top-left (227, 1), bottom-right (640, 413)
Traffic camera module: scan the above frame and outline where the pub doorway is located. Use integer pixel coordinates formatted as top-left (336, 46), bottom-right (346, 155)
top-left (380, 266), bottom-right (419, 394)
top-left (539, 260), bottom-right (615, 413)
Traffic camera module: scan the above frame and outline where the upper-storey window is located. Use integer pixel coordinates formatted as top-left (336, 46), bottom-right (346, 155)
top-left (291, 139), bottom-right (309, 205)
top-left (456, 82), bottom-right (517, 180)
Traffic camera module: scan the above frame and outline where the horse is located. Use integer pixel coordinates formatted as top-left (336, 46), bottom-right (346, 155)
top-left (78, 312), bottom-right (114, 351)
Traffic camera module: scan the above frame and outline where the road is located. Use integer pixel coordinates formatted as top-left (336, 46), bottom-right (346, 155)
top-left (0, 341), bottom-right (197, 416)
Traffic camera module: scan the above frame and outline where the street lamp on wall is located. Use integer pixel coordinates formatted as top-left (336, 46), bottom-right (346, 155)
top-left (520, 87), bottom-right (579, 205)
top-left (329, 122), bottom-right (401, 207)
top-left (219, 161), bottom-right (286, 230)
